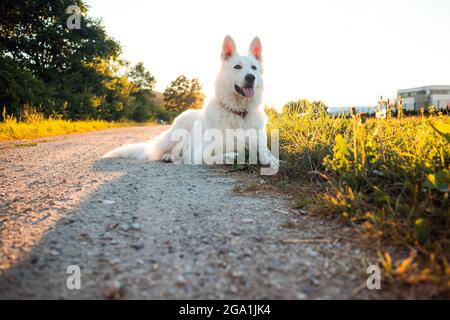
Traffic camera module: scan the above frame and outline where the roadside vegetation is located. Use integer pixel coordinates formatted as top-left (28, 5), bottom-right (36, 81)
top-left (0, 107), bottom-right (140, 141)
top-left (266, 100), bottom-right (450, 297)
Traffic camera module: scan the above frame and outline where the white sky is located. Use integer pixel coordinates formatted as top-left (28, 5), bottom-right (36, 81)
top-left (85, 0), bottom-right (450, 107)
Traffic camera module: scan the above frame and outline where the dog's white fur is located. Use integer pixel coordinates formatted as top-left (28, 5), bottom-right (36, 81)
top-left (104, 35), bottom-right (277, 167)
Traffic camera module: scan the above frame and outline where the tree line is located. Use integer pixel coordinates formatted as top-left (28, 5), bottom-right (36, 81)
top-left (0, 0), bottom-right (204, 122)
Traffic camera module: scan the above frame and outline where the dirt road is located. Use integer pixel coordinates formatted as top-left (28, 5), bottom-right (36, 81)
top-left (0, 126), bottom-right (385, 299)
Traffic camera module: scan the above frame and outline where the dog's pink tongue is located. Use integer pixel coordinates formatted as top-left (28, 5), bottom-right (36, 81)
top-left (242, 87), bottom-right (254, 97)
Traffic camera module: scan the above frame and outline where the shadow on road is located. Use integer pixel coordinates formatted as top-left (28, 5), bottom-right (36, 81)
top-left (0, 156), bottom-right (378, 299)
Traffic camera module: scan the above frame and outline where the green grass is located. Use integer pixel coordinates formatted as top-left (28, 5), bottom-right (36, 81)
top-left (267, 108), bottom-right (450, 295)
top-left (0, 111), bottom-right (141, 141)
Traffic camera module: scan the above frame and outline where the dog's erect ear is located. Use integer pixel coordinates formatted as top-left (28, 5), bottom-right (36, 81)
top-left (249, 36), bottom-right (262, 61)
top-left (221, 35), bottom-right (236, 61)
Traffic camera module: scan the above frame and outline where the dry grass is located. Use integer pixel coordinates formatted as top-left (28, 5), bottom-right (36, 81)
top-left (0, 108), bottom-right (140, 141)
top-left (266, 106), bottom-right (450, 297)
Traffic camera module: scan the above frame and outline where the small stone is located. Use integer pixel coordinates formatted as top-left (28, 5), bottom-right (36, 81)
top-left (29, 256), bottom-right (39, 264)
top-left (49, 250), bottom-right (60, 256)
top-left (64, 219), bottom-right (76, 225)
top-left (231, 230), bottom-right (243, 236)
top-left (102, 200), bottom-right (115, 205)
top-left (299, 209), bottom-right (308, 215)
top-left (109, 257), bottom-right (121, 264)
top-left (296, 292), bottom-right (307, 299)
top-left (176, 275), bottom-right (187, 286)
top-left (130, 243), bottom-right (144, 250)
top-left (231, 270), bottom-right (244, 278)
top-left (0, 262), bottom-right (10, 270)
top-left (242, 218), bottom-right (254, 224)
top-left (119, 224), bottom-right (130, 232)
top-left (106, 223), bottom-right (118, 231)
top-left (306, 248), bottom-right (318, 257)
top-left (102, 280), bottom-right (125, 299)
top-left (131, 223), bottom-right (141, 230)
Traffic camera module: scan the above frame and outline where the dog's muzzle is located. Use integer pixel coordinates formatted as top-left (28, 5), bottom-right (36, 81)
top-left (235, 85), bottom-right (255, 97)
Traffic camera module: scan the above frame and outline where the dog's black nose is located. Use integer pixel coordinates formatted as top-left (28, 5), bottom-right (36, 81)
top-left (245, 74), bottom-right (255, 84)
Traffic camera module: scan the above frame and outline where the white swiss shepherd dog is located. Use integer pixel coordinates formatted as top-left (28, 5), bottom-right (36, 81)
top-left (104, 35), bottom-right (279, 174)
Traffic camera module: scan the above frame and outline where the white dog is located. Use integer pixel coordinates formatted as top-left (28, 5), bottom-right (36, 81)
top-left (104, 35), bottom-right (278, 170)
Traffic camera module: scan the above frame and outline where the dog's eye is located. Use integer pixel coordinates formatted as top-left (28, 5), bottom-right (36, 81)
top-left (233, 65), bottom-right (242, 70)
top-left (251, 65), bottom-right (257, 70)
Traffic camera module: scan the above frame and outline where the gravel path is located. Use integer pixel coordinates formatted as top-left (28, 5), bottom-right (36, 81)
top-left (0, 126), bottom-right (386, 299)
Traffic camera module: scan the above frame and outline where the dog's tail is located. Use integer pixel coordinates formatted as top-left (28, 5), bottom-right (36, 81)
top-left (104, 109), bottom-right (201, 161)
top-left (103, 130), bottom-right (173, 161)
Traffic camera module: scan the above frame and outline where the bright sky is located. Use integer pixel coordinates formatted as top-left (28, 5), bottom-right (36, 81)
top-left (85, 0), bottom-right (450, 107)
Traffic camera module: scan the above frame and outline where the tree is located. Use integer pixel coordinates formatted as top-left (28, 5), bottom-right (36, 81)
top-left (127, 62), bottom-right (156, 91)
top-left (0, 0), bottom-right (147, 122)
top-left (0, 55), bottom-right (49, 120)
top-left (162, 75), bottom-right (205, 118)
top-left (126, 62), bottom-right (162, 122)
top-left (282, 99), bottom-right (311, 114)
top-left (282, 99), bottom-right (328, 114)
top-left (0, 1), bottom-right (120, 79)
top-left (311, 100), bottom-right (328, 113)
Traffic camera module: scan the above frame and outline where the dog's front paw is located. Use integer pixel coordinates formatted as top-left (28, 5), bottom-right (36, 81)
top-left (161, 154), bottom-right (172, 163)
top-left (259, 155), bottom-right (279, 175)
top-left (270, 155), bottom-right (279, 167)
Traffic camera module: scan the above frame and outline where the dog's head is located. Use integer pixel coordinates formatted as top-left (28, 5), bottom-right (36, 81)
top-left (215, 35), bottom-right (263, 109)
